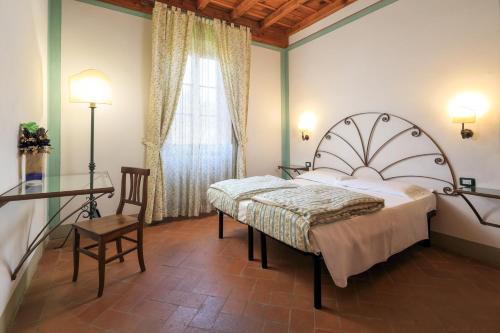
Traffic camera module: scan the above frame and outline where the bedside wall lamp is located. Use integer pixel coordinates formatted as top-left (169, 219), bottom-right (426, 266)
top-left (448, 92), bottom-right (489, 139)
top-left (298, 112), bottom-right (316, 141)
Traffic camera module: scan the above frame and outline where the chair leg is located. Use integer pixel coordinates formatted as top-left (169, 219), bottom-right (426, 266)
top-left (137, 227), bottom-right (146, 272)
top-left (248, 226), bottom-right (254, 261)
top-left (72, 228), bottom-right (80, 282)
top-left (97, 239), bottom-right (106, 298)
top-left (218, 210), bottom-right (224, 239)
top-left (116, 237), bottom-right (124, 262)
top-left (260, 232), bottom-right (267, 269)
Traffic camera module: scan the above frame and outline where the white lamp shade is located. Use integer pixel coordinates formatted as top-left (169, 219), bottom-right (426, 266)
top-left (298, 112), bottom-right (316, 131)
top-left (70, 69), bottom-right (112, 105)
top-left (448, 92), bottom-right (489, 123)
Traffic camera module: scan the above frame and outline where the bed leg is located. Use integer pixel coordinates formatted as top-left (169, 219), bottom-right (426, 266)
top-left (260, 232), bottom-right (268, 269)
top-left (313, 255), bottom-right (322, 309)
top-left (248, 226), bottom-right (254, 261)
top-left (421, 210), bottom-right (436, 247)
top-left (218, 210), bottom-right (224, 239)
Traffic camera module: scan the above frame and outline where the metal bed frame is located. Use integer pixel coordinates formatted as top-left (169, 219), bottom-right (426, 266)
top-left (217, 210), bottom-right (255, 261)
top-left (217, 112), bottom-right (457, 309)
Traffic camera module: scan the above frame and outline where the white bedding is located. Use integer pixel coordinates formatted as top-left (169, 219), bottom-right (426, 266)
top-left (238, 178), bottom-right (436, 287)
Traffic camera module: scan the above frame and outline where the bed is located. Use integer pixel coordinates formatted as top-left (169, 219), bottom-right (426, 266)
top-left (244, 177), bottom-right (436, 279)
top-left (211, 112), bottom-right (457, 309)
top-left (207, 176), bottom-right (297, 260)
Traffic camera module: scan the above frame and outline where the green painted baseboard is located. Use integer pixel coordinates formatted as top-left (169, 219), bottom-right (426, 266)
top-left (1, 246), bottom-right (44, 333)
top-left (431, 231), bottom-right (500, 268)
top-left (48, 223), bottom-right (72, 240)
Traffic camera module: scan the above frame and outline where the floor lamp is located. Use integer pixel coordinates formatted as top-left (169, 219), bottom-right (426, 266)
top-left (69, 69), bottom-right (112, 219)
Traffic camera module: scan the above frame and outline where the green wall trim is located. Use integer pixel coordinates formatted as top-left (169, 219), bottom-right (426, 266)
top-left (288, 0), bottom-right (399, 51)
top-left (47, 0), bottom-right (62, 226)
top-left (280, 50), bottom-right (290, 177)
top-left (251, 41), bottom-right (283, 52)
top-left (77, 0), bottom-right (281, 52)
top-left (1, 246), bottom-right (44, 333)
top-left (77, 0), bottom-right (152, 19)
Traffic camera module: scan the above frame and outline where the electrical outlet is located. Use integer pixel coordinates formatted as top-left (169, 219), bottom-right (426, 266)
top-left (459, 177), bottom-right (476, 188)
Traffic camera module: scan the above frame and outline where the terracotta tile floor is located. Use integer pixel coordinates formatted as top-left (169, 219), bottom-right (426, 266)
top-left (9, 215), bottom-right (500, 333)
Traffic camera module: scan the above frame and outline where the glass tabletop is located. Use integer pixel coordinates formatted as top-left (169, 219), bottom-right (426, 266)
top-left (0, 172), bottom-right (114, 203)
top-left (457, 187), bottom-right (500, 199)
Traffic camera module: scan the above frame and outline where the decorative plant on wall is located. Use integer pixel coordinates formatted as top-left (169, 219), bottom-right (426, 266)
top-left (18, 122), bottom-right (51, 185)
top-left (18, 122), bottom-right (51, 153)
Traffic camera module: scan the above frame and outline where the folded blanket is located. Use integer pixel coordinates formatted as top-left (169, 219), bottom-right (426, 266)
top-left (246, 185), bottom-right (385, 252)
top-left (209, 175), bottom-right (298, 201)
top-left (206, 188), bottom-right (240, 218)
top-left (252, 185), bottom-right (385, 227)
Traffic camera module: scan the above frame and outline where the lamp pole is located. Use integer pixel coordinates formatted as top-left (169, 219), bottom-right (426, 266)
top-left (88, 102), bottom-right (99, 219)
top-left (69, 69), bottom-right (111, 221)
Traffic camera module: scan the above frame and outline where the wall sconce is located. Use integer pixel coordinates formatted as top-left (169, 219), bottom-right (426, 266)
top-left (448, 92), bottom-right (489, 139)
top-left (298, 112), bottom-right (315, 141)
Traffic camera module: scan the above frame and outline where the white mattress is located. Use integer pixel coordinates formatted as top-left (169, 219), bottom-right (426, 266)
top-left (238, 178), bottom-right (436, 287)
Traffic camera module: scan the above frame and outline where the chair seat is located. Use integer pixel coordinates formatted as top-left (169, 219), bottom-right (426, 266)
top-left (75, 214), bottom-right (138, 236)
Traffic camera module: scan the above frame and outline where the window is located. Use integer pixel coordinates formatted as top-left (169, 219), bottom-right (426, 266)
top-left (161, 54), bottom-right (234, 217)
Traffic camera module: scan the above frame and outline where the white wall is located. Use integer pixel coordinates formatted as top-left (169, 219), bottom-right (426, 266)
top-left (289, 0), bottom-right (380, 44)
top-left (289, 0), bottom-right (500, 247)
top-left (61, 0), bottom-right (151, 216)
top-left (60, 0), bottom-right (282, 216)
top-left (247, 46), bottom-right (282, 177)
top-left (0, 0), bottom-right (48, 319)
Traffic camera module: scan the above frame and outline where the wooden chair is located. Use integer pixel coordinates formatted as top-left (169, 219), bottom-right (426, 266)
top-left (72, 167), bottom-right (150, 297)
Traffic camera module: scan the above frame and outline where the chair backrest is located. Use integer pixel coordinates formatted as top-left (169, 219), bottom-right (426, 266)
top-left (116, 167), bottom-right (150, 223)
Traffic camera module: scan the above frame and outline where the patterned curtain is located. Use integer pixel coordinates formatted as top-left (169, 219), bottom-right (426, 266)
top-left (214, 21), bottom-right (252, 179)
top-left (144, 4), bottom-right (194, 224)
top-left (145, 5), bottom-right (251, 222)
top-left (162, 18), bottom-right (234, 217)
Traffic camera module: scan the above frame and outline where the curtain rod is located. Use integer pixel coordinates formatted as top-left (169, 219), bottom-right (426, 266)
top-left (140, 0), bottom-right (155, 6)
top-left (138, 0), bottom-right (250, 30)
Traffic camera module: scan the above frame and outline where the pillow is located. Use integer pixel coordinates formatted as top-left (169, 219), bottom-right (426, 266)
top-left (296, 169), bottom-right (353, 186)
top-left (340, 178), bottom-right (431, 199)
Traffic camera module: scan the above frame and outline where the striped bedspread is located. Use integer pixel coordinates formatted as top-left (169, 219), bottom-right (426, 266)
top-left (210, 176), bottom-right (297, 200)
top-left (207, 188), bottom-right (240, 218)
top-left (207, 176), bottom-right (298, 218)
top-left (246, 185), bottom-right (385, 252)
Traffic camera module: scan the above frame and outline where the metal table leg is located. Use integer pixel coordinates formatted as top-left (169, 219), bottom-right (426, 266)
top-left (11, 192), bottom-right (111, 280)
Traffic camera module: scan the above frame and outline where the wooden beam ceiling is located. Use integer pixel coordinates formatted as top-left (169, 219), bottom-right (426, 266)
top-left (231, 0), bottom-right (260, 19)
top-left (289, 0), bottom-right (354, 34)
top-left (96, 0), bottom-right (358, 48)
top-left (197, 0), bottom-right (211, 10)
top-left (260, 0), bottom-right (307, 31)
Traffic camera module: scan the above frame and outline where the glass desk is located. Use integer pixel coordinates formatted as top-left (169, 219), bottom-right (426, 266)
top-left (0, 172), bottom-right (114, 203)
top-left (0, 172), bottom-right (115, 280)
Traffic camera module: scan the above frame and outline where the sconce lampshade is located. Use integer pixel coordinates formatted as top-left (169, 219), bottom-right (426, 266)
top-left (448, 92), bottom-right (489, 124)
top-left (298, 112), bottom-right (316, 132)
top-left (451, 109), bottom-right (476, 124)
top-left (298, 112), bottom-right (316, 141)
top-left (70, 69), bottom-right (112, 105)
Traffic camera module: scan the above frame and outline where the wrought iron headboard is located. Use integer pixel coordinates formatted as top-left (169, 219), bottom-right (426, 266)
top-left (312, 112), bottom-right (457, 195)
